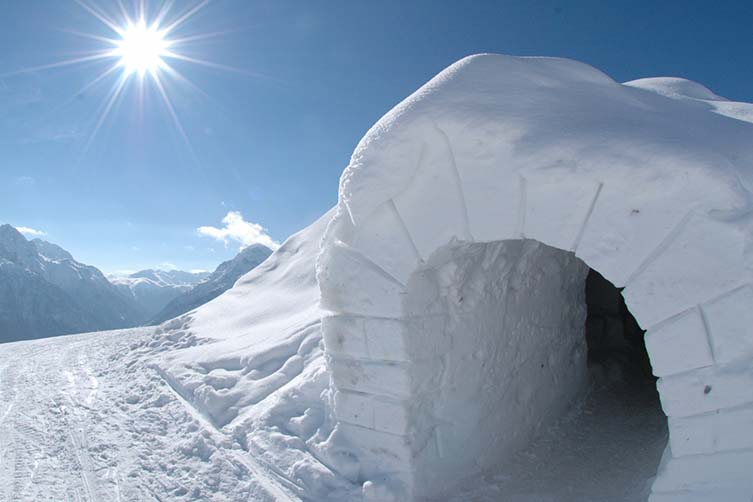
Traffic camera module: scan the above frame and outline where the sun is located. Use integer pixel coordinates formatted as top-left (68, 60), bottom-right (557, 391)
top-left (5, 1), bottom-right (257, 159)
top-left (114, 20), bottom-right (169, 78)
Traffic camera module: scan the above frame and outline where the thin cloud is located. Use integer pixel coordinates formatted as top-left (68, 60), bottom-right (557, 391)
top-left (15, 226), bottom-right (46, 237)
top-left (197, 211), bottom-right (279, 250)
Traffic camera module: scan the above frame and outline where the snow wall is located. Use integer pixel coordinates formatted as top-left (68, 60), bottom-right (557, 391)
top-left (317, 54), bottom-right (753, 501)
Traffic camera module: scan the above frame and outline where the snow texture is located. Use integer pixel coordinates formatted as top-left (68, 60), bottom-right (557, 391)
top-left (319, 54), bottom-right (753, 500)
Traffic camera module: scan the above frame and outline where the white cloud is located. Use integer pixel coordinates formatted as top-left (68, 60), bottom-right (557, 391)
top-left (158, 262), bottom-right (177, 271)
top-left (190, 268), bottom-right (209, 274)
top-left (197, 211), bottom-right (279, 250)
top-left (15, 226), bottom-right (46, 237)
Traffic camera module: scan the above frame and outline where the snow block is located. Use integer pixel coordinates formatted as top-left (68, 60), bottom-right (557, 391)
top-left (657, 361), bottom-right (753, 418)
top-left (523, 171), bottom-right (601, 251)
top-left (334, 390), bottom-right (409, 435)
top-left (668, 403), bottom-right (753, 457)
top-left (333, 422), bottom-right (414, 489)
top-left (322, 315), bottom-right (412, 363)
top-left (447, 123), bottom-right (521, 243)
top-left (328, 356), bottom-right (412, 399)
top-left (652, 448), bottom-right (753, 495)
top-left (576, 174), bottom-right (731, 288)
top-left (645, 308), bottom-right (713, 377)
top-left (624, 214), bottom-right (748, 329)
top-left (318, 241), bottom-right (406, 317)
top-left (335, 200), bottom-right (422, 284)
top-left (392, 125), bottom-right (473, 260)
top-left (322, 315), bottom-right (371, 360)
top-left (650, 488), bottom-right (753, 502)
top-left (703, 285), bottom-right (753, 365)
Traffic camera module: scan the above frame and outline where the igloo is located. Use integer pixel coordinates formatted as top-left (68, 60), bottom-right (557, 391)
top-left (317, 55), bottom-right (753, 501)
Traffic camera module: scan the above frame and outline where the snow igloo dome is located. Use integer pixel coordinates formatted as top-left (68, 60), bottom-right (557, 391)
top-left (316, 54), bottom-right (753, 501)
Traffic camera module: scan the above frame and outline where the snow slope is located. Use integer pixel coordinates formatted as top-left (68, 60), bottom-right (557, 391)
top-left (152, 208), bottom-right (359, 499)
top-left (150, 244), bottom-right (273, 325)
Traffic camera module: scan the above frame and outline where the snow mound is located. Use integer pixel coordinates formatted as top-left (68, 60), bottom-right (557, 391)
top-left (624, 77), bottom-right (727, 101)
top-left (625, 76), bottom-right (753, 125)
top-left (150, 208), bottom-right (359, 499)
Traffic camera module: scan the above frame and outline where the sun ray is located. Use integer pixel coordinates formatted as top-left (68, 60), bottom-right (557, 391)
top-left (74, 0), bottom-right (125, 36)
top-left (153, 0), bottom-right (175, 27)
top-left (60, 28), bottom-right (119, 46)
top-left (152, 72), bottom-right (199, 163)
top-left (160, 63), bottom-right (209, 100)
top-left (82, 71), bottom-right (129, 155)
top-left (115, 0), bottom-right (133, 26)
top-left (168, 29), bottom-right (241, 46)
top-left (161, 51), bottom-right (273, 80)
top-left (2, 51), bottom-right (116, 77)
top-left (162, 0), bottom-right (211, 35)
top-left (75, 63), bottom-right (122, 97)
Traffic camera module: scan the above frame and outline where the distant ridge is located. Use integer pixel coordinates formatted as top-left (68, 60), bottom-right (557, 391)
top-left (0, 224), bottom-right (142, 341)
top-left (150, 244), bottom-right (272, 324)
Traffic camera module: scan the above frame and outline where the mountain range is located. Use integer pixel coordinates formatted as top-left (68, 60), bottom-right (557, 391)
top-left (0, 224), bottom-right (272, 341)
top-left (0, 224), bottom-right (141, 341)
top-left (110, 269), bottom-right (210, 323)
top-left (149, 244), bottom-right (272, 324)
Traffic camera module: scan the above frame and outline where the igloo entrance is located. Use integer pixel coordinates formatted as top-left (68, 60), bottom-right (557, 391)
top-left (401, 238), bottom-right (665, 499)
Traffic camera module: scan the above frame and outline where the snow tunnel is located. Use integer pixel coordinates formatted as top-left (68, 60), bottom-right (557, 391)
top-left (318, 54), bottom-right (753, 501)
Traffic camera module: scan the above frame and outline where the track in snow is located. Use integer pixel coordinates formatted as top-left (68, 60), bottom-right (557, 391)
top-left (0, 328), bottom-right (304, 502)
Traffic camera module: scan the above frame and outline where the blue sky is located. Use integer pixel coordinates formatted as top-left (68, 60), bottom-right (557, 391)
top-left (2, 0), bottom-right (751, 274)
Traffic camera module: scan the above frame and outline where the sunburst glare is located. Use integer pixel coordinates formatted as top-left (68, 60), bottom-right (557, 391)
top-left (114, 20), bottom-right (169, 78)
top-left (3, 0), bottom-right (249, 159)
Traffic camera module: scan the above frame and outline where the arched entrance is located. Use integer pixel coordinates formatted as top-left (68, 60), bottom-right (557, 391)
top-left (317, 54), bottom-right (753, 501)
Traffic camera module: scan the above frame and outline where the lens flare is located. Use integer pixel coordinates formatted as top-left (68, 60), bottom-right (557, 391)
top-left (2, 0), bottom-right (264, 161)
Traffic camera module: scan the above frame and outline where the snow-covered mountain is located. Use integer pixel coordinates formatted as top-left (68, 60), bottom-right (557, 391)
top-left (110, 269), bottom-right (210, 323)
top-left (0, 224), bottom-right (142, 341)
top-left (150, 244), bottom-right (273, 324)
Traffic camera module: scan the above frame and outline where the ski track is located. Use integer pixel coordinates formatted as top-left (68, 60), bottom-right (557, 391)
top-left (0, 328), bottom-right (301, 502)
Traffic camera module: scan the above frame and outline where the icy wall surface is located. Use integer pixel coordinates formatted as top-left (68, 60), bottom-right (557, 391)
top-left (404, 240), bottom-right (589, 497)
top-left (319, 54), bottom-right (753, 501)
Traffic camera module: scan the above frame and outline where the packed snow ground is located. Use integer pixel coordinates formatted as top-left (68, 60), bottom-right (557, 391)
top-left (0, 328), bottom-right (298, 501)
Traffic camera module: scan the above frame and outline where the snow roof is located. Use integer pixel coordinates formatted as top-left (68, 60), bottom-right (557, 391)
top-left (340, 54), bottom-right (753, 229)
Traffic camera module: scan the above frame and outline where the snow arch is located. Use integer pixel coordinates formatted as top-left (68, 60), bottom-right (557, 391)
top-left (318, 55), bottom-right (753, 501)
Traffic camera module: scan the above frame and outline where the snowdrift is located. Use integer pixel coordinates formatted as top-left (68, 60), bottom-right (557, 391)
top-left (152, 208), bottom-right (360, 499)
top-left (156, 54), bottom-right (753, 501)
